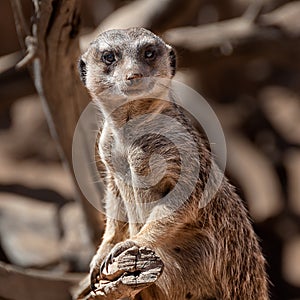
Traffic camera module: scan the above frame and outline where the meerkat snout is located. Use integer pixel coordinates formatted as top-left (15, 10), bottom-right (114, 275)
top-left (126, 73), bottom-right (143, 81)
top-left (125, 73), bottom-right (143, 88)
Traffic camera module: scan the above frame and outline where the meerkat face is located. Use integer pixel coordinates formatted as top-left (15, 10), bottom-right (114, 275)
top-left (79, 28), bottom-right (176, 103)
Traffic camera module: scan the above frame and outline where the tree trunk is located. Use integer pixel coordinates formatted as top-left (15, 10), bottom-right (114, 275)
top-left (11, 0), bottom-right (105, 247)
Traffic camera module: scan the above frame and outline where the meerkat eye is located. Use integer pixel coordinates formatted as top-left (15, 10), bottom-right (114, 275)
top-left (102, 51), bottom-right (116, 64)
top-left (144, 49), bottom-right (156, 60)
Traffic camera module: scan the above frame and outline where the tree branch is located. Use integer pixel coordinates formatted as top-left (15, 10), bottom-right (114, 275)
top-left (163, 2), bottom-right (300, 68)
top-left (80, 0), bottom-right (202, 51)
top-left (10, 0), bottom-right (31, 49)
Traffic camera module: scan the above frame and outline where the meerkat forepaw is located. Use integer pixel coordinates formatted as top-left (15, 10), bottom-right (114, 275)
top-left (89, 251), bottom-right (105, 291)
top-left (100, 240), bottom-right (138, 278)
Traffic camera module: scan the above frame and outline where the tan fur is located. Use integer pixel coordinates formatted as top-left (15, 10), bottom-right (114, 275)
top-left (79, 27), bottom-right (269, 300)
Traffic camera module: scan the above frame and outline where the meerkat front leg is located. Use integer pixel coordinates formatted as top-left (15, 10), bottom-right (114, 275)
top-left (98, 203), bottom-right (187, 280)
top-left (90, 192), bottom-right (128, 290)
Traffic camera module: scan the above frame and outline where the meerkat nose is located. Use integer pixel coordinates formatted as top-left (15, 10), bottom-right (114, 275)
top-left (126, 73), bottom-right (143, 81)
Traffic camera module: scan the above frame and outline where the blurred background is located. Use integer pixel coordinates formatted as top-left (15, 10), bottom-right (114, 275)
top-left (0, 0), bottom-right (300, 299)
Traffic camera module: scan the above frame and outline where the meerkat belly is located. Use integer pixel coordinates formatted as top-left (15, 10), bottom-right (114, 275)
top-left (115, 175), bottom-right (164, 236)
top-left (99, 135), bottom-right (163, 230)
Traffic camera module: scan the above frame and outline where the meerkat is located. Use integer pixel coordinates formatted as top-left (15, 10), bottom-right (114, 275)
top-left (78, 27), bottom-right (269, 300)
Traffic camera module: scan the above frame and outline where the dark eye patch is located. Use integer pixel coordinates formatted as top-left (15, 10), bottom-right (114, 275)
top-left (141, 43), bottom-right (163, 62)
top-left (144, 49), bottom-right (156, 59)
top-left (102, 51), bottom-right (116, 65)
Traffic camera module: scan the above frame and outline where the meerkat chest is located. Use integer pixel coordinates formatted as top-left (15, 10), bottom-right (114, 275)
top-left (98, 130), bottom-right (130, 181)
top-left (98, 127), bottom-right (165, 202)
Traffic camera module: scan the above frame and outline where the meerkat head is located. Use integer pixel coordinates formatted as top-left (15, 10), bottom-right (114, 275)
top-left (79, 27), bottom-right (176, 103)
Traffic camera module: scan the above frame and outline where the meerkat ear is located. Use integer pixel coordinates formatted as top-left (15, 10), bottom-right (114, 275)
top-left (167, 45), bottom-right (176, 77)
top-left (78, 56), bottom-right (87, 85)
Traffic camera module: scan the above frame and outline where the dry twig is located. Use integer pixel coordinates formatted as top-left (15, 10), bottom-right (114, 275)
top-left (74, 246), bottom-right (164, 300)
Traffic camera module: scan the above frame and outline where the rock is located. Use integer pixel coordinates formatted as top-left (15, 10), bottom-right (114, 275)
top-left (60, 202), bottom-right (95, 272)
top-left (0, 140), bottom-right (74, 202)
top-left (0, 193), bottom-right (60, 267)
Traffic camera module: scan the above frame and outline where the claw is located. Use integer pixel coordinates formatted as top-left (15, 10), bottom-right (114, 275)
top-left (96, 240), bottom-right (138, 281)
top-left (99, 252), bottom-right (112, 276)
top-left (100, 257), bottom-right (108, 276)
top-left (100, 260), bottom-right (105, 275)
top-left (90, 266), bottom-right (99, 291)
top-left (107, 253), bottom-right (113, 268)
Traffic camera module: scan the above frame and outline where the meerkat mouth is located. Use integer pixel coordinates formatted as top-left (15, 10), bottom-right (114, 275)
top-left (121, 77), bottom-right (158, 97)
